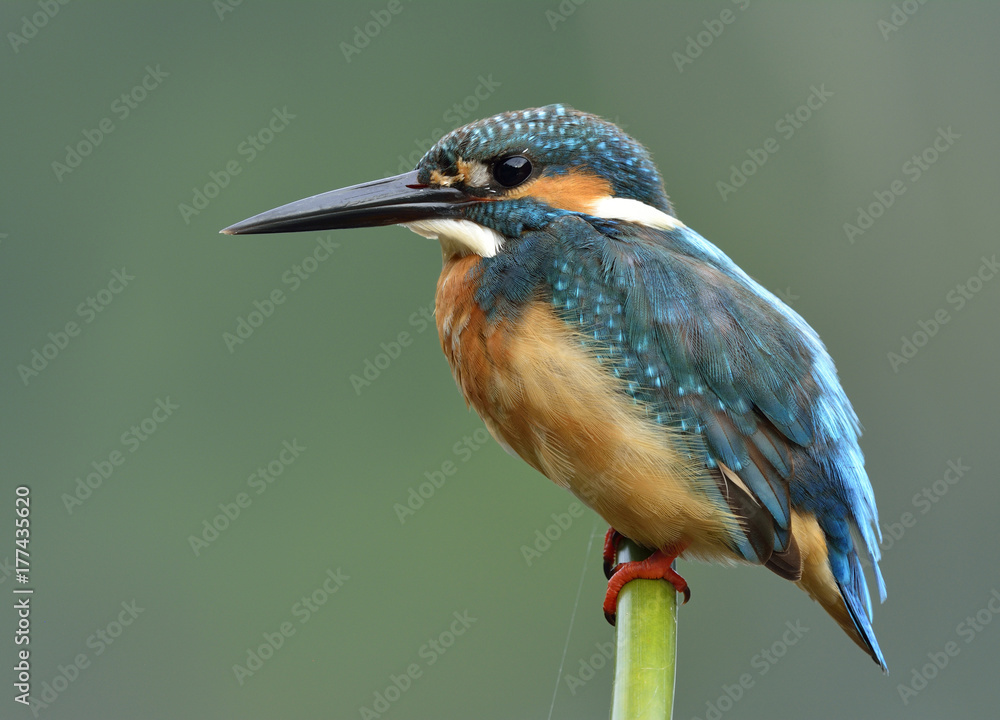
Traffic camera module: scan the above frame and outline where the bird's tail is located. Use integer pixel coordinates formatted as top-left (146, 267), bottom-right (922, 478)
top-left (791, 510), bottom-right (888, 672)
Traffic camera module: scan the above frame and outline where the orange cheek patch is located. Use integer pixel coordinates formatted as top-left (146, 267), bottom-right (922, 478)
top-left (429, 169), bottom-right (458, 186)
top-left (456, 158), bottom-right (475, 182)
top-left (507, 168), bottom-right (612, 214)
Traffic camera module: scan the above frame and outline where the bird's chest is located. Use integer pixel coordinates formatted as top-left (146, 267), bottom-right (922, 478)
top-left (433, 253), bottom-right (733, 552)
top-left (433, 254), bottom-right (510, 424)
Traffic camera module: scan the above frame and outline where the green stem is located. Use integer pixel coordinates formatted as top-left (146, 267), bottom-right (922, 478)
top-left (609, 540), bottom-right (678, 720)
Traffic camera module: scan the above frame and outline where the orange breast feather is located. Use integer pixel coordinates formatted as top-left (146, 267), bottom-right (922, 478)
top-left (434, 255), bottom-right (739, 558)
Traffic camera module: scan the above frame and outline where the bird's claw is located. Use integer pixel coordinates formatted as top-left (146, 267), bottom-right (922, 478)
top-left (603, 543), bottom-right (690, 625)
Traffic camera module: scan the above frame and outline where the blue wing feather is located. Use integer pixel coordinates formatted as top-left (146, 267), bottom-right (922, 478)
top-left (475, 213), bottom-right (885, 663)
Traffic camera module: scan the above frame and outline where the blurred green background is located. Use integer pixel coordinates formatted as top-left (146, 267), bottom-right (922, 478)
top-left (3, 2), bottom-right (999, 718)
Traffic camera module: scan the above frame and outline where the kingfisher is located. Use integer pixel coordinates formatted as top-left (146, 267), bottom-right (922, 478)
top-left (222, 105), bottom-right (887, 671)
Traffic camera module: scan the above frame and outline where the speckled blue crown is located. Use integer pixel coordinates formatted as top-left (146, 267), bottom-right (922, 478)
top-left (418, 104), bottom-right (673, 215)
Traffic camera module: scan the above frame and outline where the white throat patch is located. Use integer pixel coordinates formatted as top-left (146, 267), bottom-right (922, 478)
top-left (403, 218), bottom-right (505, 258)
top-left (402, 195), bottom-right (683, 259)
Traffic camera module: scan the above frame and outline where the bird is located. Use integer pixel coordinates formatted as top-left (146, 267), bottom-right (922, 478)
top-left (222, 104), bottom-right (887, 671)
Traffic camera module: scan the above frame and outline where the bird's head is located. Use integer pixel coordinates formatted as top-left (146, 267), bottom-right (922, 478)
top-left (223, 104), bottom-right (684, 256)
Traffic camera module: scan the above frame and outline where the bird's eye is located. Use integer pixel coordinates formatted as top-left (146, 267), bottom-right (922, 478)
top-left (492, 155), bottom-right (532, 188)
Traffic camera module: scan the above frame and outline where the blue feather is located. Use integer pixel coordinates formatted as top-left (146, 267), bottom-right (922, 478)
top-left (476, 214), bottom-right (884, 629)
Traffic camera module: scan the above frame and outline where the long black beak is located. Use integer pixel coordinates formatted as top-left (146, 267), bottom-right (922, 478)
top-left (220, 170), bottom-right (473, 235)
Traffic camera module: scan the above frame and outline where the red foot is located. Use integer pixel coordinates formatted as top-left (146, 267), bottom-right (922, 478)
top-left (603, 543), bottom-right (690, 626)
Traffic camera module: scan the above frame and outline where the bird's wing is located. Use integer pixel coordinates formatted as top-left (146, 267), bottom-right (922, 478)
top-left (534, 216), bottom-right (880, 580)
